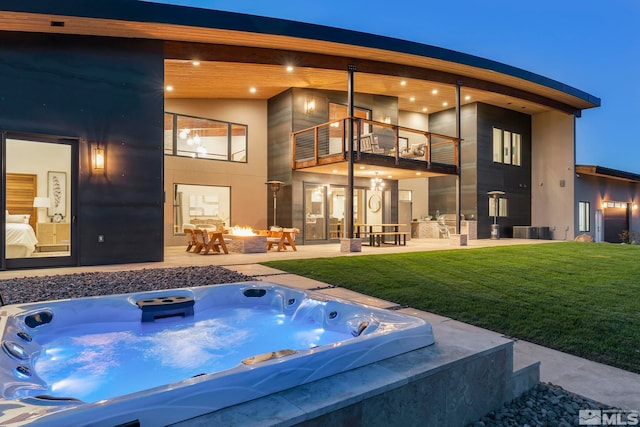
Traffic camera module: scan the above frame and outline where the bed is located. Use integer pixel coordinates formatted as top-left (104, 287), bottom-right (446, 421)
top-left (6, 222), bottom-right (38, 258)
top-left (5, 173), bottom-right (38, 258)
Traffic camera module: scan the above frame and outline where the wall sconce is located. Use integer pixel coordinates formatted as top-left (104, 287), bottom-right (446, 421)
top-left (601, 201), bottom-right (607, 209)
top-left (304, 97), bottom-right (316, 114)
top-left (633, 203), bottom-right (638, 210)
top-left (92, 145), bottom-right (105, 170)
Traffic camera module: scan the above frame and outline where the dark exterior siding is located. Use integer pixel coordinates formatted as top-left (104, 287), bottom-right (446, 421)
top-left (476, 103), bottom-right (531, 238)
top-left (428, 102), bottom-right (531, 238)
top-left (0, 32), bottom-right (164, 265)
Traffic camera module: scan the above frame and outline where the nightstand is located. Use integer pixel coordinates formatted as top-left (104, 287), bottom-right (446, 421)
top-left (35, 222), bottom-right (70, 252)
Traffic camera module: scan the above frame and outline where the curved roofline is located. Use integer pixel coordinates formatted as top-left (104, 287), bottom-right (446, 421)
top-left (0, 0), bottom-right (600, 108)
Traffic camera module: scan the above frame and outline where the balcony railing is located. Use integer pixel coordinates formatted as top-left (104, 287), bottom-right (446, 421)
top-left (291, 117), bottom-right (459, 172)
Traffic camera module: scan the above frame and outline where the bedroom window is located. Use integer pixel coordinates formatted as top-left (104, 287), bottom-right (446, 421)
top-left (164, 112), bottom-right (247, 162)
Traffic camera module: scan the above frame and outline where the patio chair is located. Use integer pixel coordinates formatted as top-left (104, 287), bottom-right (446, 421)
top-left (437, 215), bottom-right (450, 239)
top-left (190, 228), bottom-right (206, 253)
top-left (267, 227), bottom-right (298, 251)
top-left (360, 134), bottom-right (384, 154)
top-left (183, 228), bottom-right (197, 252)
top-left (199, 229), bottom-right (229, 255)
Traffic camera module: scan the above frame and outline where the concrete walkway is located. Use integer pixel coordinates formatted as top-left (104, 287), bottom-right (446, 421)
top-left (1, 238), bottom-right (638, 411)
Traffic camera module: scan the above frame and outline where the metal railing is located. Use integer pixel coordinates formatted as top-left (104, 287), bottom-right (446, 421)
top-left (291, 117), bottom-right (459, 172)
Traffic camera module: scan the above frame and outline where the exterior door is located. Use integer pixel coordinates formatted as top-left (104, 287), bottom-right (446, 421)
top-left (3, 133), bottom-right (77, 269)
top-left (603, 203), bottom-right (629, 243)
top-left (303, 183), bottom-right (367, 242)
top-left (304, 183), bottom-right (327, 241)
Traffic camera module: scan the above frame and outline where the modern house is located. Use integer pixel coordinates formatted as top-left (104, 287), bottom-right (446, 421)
top-left (0, 0), bottom-right (608, 270)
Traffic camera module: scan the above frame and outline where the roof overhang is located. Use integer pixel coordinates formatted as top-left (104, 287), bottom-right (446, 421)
top-left (0, 0), bottom-right (600, 115)
top-left (576, 165), bottom-right (640, 184)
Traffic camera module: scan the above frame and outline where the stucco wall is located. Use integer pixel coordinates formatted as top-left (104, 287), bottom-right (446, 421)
top-left (531, 111), bottom-right (575, 240)
top-left (164, 99), bottom-right (269, 246)
top-left (399, 178), bottom-right (429, 220)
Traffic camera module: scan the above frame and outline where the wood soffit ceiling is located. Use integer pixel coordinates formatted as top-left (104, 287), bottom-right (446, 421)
top-left (0, 11), bottom-right (598, 115)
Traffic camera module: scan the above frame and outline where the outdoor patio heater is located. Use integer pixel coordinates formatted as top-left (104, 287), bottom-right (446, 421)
top-left (487, 190), bottom-right (505, 239)
top-left (266, 180), bottom-right (284, 228)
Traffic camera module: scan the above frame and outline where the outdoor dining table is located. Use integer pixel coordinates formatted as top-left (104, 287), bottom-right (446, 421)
top-left (354, 223), bottom-right (407, 246)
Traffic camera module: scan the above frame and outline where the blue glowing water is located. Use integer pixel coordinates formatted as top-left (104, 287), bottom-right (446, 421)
top-left (34, 304), bottom-right (351, 403)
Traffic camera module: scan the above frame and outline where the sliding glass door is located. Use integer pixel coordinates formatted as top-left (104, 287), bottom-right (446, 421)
top-left (3, 133), bottom-right (76, 269)
top-left (303, 183), bottom-right (368, 242)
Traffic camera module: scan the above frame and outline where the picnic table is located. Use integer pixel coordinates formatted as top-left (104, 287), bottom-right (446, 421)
top-left (354, 224), bottom-right (408, 246)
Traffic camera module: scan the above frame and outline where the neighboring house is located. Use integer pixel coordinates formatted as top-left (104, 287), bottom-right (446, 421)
top-left (0, 0), bottom-right (601, 270)
top-left (575, 165), bottom-right (640, 243)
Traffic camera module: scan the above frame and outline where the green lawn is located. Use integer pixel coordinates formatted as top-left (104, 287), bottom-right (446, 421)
top-left (262, 242), bottom-right (640, 373)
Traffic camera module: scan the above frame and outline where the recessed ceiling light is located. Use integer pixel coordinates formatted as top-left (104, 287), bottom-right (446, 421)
top-left (465, 95), bottom-right (471, 101)
top-left (431, 89), bottom-right (438, 95)
top-left (192, 60), bottom-right (200, 66)
top-left (332, 169), bottom-right (338, 173)
top-left (422, 107), bottom-right (428, 112)
top-left (400, 80), bottom-right (407, 86)
top-left (359, 166), bottom-right (366, 170)
top-left (409, 97), bottom-right (415, 102)
top-left (416, 172), bottom-right (422, 176)
top-left (286, 65), bottom-right (294, 72)
top-left (387, 175), bottom-right (393, 179)
top-left (442, 102), bottom-right (448, 107)
top-left (165, 85), bottom-right (174, 92)
top-left (249, 87), bottom-right (257, 93)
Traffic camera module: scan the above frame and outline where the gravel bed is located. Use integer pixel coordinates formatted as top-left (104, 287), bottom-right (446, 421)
top-left (0, 269), bottom-right (621, 426)
top-left (469, 382), bottom-right (620, 427)
top-left (0, 266), bottom-right (255, 305)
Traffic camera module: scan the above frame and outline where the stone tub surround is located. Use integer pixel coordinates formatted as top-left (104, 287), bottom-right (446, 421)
top-left (171, 309), bottom-right (539, 426)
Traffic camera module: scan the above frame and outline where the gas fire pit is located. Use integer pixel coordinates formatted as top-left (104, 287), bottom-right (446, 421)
top-left (224, 226), bottom-right (267, 253)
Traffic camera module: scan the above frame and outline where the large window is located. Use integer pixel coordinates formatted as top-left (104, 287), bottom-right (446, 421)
top-left (164, 112), bottom-right (247, 162)
top-left (579, 201), bottom-right (590, 232)
top-left (488, 197), bottom-right (508, 217)
top-left (173, 184), bottom-right (230, 235)
top-left (492, 127), bottom-right (521, 166)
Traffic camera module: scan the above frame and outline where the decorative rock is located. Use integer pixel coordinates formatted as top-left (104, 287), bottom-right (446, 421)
top-left (466, 382), bottom-right (620, 427)
top-left (0, 266), bottom-right (255, 305)
top-left (575, 233), bottom-right (594, 242)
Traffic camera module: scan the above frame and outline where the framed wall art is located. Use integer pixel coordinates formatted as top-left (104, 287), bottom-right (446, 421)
top-left (47, 171), bottom-right (66, 218)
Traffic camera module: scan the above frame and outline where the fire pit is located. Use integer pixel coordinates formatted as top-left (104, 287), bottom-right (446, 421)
top-left (225, 226), bottom-right (267, 253)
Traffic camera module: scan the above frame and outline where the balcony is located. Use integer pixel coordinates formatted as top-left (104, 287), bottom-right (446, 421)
top-left (291, 118), bottom-right (459, 179)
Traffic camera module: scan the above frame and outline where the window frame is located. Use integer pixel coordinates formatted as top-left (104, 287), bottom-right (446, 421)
top-left (164, 112), bottom-right (248, 163)
top-left (492, 126), bottom-right (521, 166)
top-left (578, 201), bottom-right (590, 232)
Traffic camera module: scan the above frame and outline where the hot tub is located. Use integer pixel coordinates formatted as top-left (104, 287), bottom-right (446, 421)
top-left (0, 281), bottom-right (434, 426)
